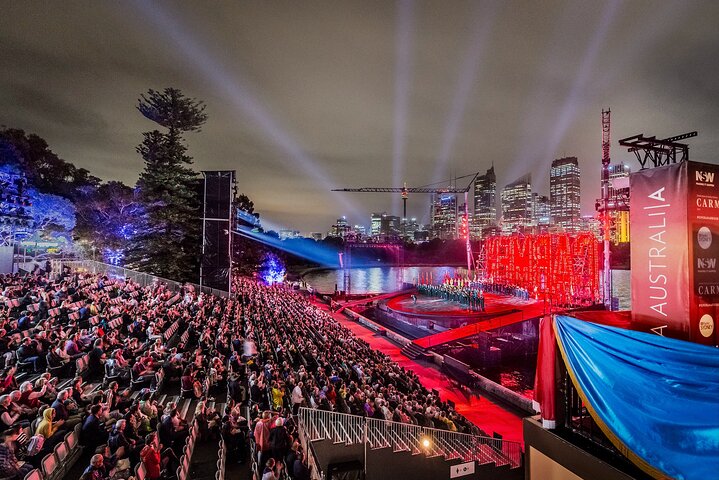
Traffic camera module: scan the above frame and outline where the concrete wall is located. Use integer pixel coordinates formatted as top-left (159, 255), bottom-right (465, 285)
top-left (311, 439), bottom-right (523, 480)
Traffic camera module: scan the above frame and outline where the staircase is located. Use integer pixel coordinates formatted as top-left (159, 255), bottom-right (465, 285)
top-left (400, 341), bottom-right (427, 360)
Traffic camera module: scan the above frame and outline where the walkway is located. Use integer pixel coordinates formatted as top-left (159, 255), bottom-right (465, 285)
top-left (413, 300), bottom-right (547, 349)
top-left (312, 300), bottom-right (526, 447)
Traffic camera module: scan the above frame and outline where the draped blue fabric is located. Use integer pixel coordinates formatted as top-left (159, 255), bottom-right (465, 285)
top-left (554, 315), bottom-right (719, 480)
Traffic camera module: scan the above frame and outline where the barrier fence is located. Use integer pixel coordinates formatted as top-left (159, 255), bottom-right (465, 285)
top-left (53, 260), bottom-right (230, 298)
top-left (298, 407), bottom-right (522, 469)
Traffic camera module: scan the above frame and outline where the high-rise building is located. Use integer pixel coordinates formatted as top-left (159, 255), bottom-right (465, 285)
top-left (354, 225), bottom-right (367, 237)
top-left (310, 232), bottom-right (324, 241)
top-left (405, 217), bottom-right (420, 240)
top-left (473, 166), bottom-right (497, 237)
top-left (550, 156), bottom-right (581, 231)
top-left (370, 212), bottom-right (384, 237)
top-left (330, 216), bottom-right (350, 239)
top-left (501, 174), bottom-right (532, 233)
top-left (430, 193), bottom-right (457, 239)
top-left (532, 193), bottom-right (551, 227)
top-left (380, 214), bottom-right (401, 239)
top-left (605, 163), bottom-right (631, 244)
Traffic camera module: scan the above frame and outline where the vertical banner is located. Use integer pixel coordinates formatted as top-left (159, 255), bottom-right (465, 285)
top-left (630, 163), bottom-right (690, 337)
top-left (688, 162), bottom-right (719, 345)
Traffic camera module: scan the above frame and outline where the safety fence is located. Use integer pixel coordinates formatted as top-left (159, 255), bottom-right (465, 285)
top-left (53, 259), bottom-right (230, 298)
top-left (298, 407), bottom-right (522, 469)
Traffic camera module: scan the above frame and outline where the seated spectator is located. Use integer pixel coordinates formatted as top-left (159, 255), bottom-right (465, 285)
top-left (79, 453), bottom-right (110, 480)
top-left (82, 404), bottom-right (108, 449)
top-left (0, 426), bottom-right (34, 480)
top-left (35, 406), bottom-right (66, 450)
top-left (51, 388), bottom-right (83, 429)
top-left (262, 457), bottom-right (283, 480)
top-left (0, 395), bottom-right (24, 430)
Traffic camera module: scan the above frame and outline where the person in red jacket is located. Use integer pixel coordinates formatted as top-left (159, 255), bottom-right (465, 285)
top-left (140, 433), bottom-right (162, 480)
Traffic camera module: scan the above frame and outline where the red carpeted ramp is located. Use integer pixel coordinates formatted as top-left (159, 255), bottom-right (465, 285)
top-left (413, 302), bottom-right (547, 350)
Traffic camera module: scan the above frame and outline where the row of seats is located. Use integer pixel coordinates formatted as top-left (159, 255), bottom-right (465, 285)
top-left (163, 320), bottom-right (180, 342)
top-left (23, 423), bottom-right (83, 480)
top-left (215, 439), bottom-right (226, 480)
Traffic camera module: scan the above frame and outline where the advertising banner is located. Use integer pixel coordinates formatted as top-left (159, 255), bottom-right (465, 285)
top-left (631, 161), bottom-right (719, 346)
top-left (630, 163), bottom-right (690, 337)
top-left (688, 162), bottom-right (719, 345)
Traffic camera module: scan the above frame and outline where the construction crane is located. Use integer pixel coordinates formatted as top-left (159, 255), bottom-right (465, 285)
top-left (332, 172), bottom-right (480, 276)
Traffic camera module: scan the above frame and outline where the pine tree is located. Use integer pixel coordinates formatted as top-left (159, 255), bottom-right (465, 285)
top-left (126, 88), bottom-right (207, 281)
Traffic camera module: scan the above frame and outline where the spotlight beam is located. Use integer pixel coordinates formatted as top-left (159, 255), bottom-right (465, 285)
top-left (542, 0), bottom-right (622, 161)
top-left (431, 1), bottom-right (500, 185)
top-left (233, 226), bottom-right (340, 267)
top-left (128, 0), bottom-right (364, 222)
top-left (392, 0), bottom-right (415, 215)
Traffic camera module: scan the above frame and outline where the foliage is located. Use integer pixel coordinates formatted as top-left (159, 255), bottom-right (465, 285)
top-left (27, 189), bottom-right (76, 232)
top-left (73, 181), bottom-right (143, 254)
top-left (125, 88), bottom-right (206, 282)
top-left (259, 252), bottom-right (286, 285)
top-left (0, 128), bottom-right (100, 200)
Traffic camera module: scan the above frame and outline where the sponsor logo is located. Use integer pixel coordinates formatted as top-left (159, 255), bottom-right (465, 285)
top-left (695, 171), bottom-right (716, 186)
top-left (699, 314), bottom-right (714, 338)
top-left (697, 258), bottom-right (717, 270)
top-left (697, 227), bottom-right (712, 250)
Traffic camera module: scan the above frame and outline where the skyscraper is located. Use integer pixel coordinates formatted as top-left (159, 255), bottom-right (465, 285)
top-left (370, 212), bottom-right (384, 237)
top-left (606, 163), bottom-right (630, 244)
top-left (531, 193), bottom-right (551, 227)
top-left (473, 166), bottom-right (496, 237)
top-left (380, 214), bottom-right (401, 238)
top-left (431, 193), bottom-right (457, 239)
top-left (501, 174), bottom-right (532, 233)
top-left (550, 156), bottom-right (581, 231)
top-left (330, 216), bottom-right (350, 238)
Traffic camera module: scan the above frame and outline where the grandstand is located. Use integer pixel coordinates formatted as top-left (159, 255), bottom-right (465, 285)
top-left (0, 261), bottom-right (523, 480)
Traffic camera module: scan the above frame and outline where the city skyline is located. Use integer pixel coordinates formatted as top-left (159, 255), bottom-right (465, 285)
top-left (2, 1), bottom-right (718, 233)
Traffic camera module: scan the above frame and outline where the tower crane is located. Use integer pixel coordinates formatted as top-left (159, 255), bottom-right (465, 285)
top-left (332, 172), bottom-right (480, 276)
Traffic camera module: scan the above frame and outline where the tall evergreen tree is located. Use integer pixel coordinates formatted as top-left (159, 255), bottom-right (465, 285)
top-left (126, 88), bottom-right (207, 281)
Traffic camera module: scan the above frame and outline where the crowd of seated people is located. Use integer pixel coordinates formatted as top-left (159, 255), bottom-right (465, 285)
top-left (219, 277), bottom-right (487, 479)
top-left (1, 266), bottom-right (489, 480)
top-left (0, 270), bottom-right (233, 480)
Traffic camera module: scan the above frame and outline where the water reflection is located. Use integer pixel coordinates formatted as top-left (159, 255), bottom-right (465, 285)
top-left (304, 266), bottom-right (459, 294)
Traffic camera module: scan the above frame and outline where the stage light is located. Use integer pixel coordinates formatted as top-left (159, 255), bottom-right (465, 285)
top-left (421, 436), bottom-right (432, 449)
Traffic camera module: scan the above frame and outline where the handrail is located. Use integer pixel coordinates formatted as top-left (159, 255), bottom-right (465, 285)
top-left (54, 259), bottom-right (230, 298)
top-left (298, 407), bottom-right (522, 469)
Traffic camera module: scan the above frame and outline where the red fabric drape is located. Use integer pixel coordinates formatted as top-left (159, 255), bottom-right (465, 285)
top-left (533, 315), bottom-right (557, 428)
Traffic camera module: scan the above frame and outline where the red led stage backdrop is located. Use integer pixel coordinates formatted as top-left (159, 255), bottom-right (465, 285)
top-left (483, 233), bottom-right (600, 307)
top-left (630, 161), bottom-right (719, 346)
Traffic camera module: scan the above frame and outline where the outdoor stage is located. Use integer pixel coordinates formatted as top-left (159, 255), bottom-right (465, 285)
top-left (380, 292), bottom-right (542, 329)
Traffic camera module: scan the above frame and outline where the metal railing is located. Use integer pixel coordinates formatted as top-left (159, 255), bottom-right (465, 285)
top-left (54, 260), bottom-right (230, 298)
top-left (298, 407), bottom-right (522, 469)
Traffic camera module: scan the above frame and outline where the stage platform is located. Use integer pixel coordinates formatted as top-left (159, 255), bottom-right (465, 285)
top-left (381, 292), bottom-right (540, 327)
top-left (375, 292), bottom-right (547, 349)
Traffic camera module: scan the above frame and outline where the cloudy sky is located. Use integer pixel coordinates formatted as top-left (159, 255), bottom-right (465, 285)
top-left (1, 0), bottom-right (718, 233)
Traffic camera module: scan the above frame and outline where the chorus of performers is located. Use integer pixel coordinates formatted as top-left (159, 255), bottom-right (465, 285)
top-left (416, 273), bottom-right (532, 312)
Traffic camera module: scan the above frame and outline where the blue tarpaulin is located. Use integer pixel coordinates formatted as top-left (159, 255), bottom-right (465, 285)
top-left (554, 315), bottom-right (719, 480)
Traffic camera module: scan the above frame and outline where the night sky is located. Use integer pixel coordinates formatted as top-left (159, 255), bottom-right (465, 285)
top-left (2, 0), bottom-right (718, 233)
